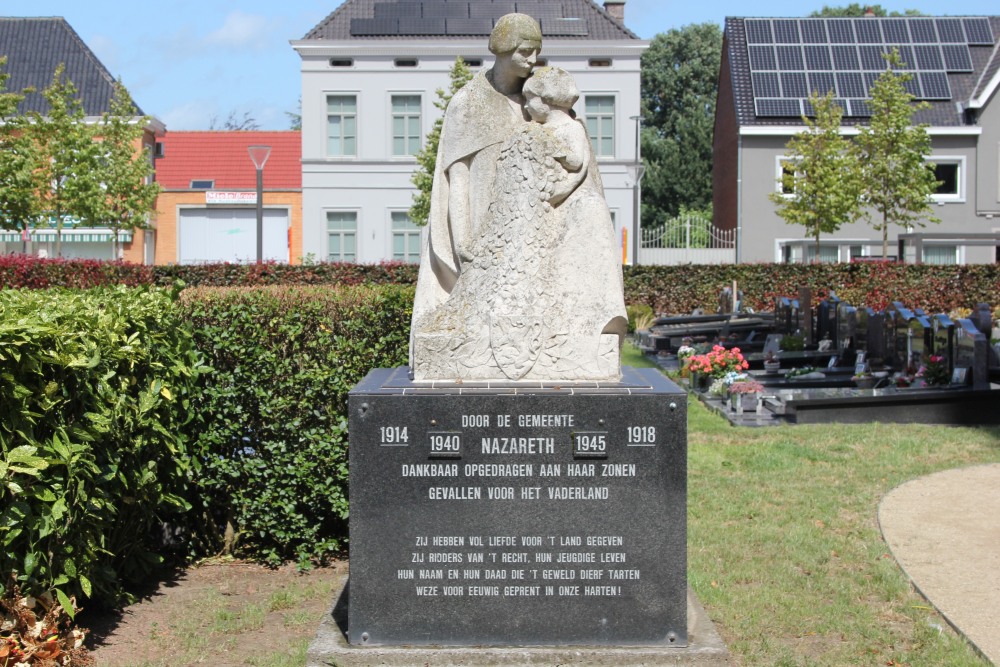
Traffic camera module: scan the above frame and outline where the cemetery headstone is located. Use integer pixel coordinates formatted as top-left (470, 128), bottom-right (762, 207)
top-left (933, 314), bottom-right (955, 377)
top-left (908, 315), bottom-right (932, 367)
top-left (837, 303), bottom-right (857, 353)
top-left (798, 287), bottom-right (813, 344)
top-left (955, 319), bottom-right (990, 389)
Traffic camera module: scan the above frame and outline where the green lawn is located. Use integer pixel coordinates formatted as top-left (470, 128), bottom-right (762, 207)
top-left (686, 394), bottom-right (1000, 665)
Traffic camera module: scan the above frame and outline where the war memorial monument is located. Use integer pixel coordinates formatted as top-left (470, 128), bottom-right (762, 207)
top-left (309, 14), bottom-right (729, 666)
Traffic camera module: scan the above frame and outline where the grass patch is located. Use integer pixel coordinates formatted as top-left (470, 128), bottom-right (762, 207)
top-left (622, 340), bottom-right (659, 369)
top-left (687, 396), bottom-right (1000, 665)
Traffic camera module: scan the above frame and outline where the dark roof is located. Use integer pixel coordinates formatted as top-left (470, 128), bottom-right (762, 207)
top-left (304, 0), bottom-right (638, 41)
top-left (723, 16), bottom-right (1000, 127)
top-left (0, 17), bottom-right (140, 116)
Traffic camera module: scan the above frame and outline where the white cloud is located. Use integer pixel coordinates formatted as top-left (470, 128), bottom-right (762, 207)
top-left (204, 11), bottom-right (271, 49)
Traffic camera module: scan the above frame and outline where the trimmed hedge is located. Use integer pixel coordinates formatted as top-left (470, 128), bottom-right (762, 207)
top-left (179, 285), bottom-right (414, 565)
top-left (624, 263), bottom-right (1000, 314)
top-left (3, 257), bottom-right (996, 315)
top-left (0, 286), bottom-right (204, 607)
top-left (0, 256), bottom-right (417, 289)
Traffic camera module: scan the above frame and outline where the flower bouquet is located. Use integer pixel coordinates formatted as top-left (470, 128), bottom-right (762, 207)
top-left (917, 355), bottom-right (950, 387)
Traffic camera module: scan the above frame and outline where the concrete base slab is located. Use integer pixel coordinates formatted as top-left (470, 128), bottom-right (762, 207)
top-left (307, 577), bottom-right (732, 666)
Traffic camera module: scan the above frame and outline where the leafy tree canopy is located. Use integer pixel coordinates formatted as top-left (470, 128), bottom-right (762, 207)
top-left (409, 56), bottom-right (473, 227)
top-left (810, 5), bottom-right (923, 17)
top-left (640, 23), bottom-right (722, 226)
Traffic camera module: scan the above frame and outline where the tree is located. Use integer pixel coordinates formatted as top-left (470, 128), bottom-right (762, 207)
top-left (286, 97), bottom-right (301, 131)
top-left (769, 92), bottom-right (862, 260)
top-left (855, 50), bottom-right (940, 259)
top-left (810, 5), bottom-right (922, 17)
top-left (31, 64), bottom-right (101, 258)
top-left (640, 23), bottom-right (722, 226)
top-left (209, 110), bottom-right (260, 131)
top-left (0, 57), bottom-right (45, 248)
top-left (81, 81), bottom-right (161, 258)
top-left (408, 56), bottom-right (473, 226)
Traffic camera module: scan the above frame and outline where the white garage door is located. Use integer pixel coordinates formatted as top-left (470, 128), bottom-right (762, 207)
top-left (179, 208), bottom-right (289, 264)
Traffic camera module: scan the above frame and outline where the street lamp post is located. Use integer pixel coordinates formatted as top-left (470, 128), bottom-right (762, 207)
top-left (248, 145), bottom-right (272, 264)
top-left (627, 115), bottom-right (645, 266)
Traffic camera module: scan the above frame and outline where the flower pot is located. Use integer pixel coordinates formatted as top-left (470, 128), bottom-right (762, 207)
top-left (853, 377), bottom-right (877, 389)
top-left (730, 393), bottom-right (758, 415)
top-left (763, 361), bottom-right (781, 374)
top-left (690, 372), bottom-right (710, 392)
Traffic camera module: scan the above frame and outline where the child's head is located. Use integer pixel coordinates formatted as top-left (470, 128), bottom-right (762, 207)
top-left (523, 67), bottom-right (579, 113)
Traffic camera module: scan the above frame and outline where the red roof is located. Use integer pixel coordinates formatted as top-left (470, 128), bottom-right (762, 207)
top-left (156, 131), bottom-right (301, 190)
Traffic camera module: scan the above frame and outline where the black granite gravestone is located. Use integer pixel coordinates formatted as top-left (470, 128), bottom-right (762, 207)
top-left (798, 287), bottom-right (813, 344)
top-left (908, 315), bottom-right (932, 367)
top-left (837, 303), bottom-right (857, 353)
top-left (933, 314), bottom-right (955, 377)
top-left (955, 319), bottom-right (990, 389)
top-left (775, 297), bottom-right (793, 335)
top-left (346, 367), bottom-right (687, 647)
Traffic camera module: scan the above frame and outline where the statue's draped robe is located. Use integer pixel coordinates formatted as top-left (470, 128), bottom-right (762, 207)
top-left (410, 71), bottom-right (627, 381)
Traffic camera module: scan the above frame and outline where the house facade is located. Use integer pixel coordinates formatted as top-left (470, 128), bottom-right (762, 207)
top-left (292, 0), bottom-right (647, 265)
top-left (153, 131), bottom-right (303, 264)
top-left (714, 15), bottom-right (1000, 264)
top-left (0, 17), bottom-right (163, 263)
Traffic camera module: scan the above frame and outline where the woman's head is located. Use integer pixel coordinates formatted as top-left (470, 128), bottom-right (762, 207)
top-left (523, 67), bottom-right (580, 110)
top-left (489, 13), bottom-right (542, 55)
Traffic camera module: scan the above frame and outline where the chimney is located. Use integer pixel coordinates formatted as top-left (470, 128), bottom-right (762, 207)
top-left (864, 6), bottom-right (876, 17)
top-left (603, 0), bottom-right (625, 22)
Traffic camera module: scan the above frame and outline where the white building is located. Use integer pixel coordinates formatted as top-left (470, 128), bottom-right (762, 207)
top-left (292, 0), bottom-right (648, 264)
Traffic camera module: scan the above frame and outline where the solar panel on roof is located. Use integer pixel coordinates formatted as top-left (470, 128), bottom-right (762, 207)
top-left (424, 2), bottom-right (469, 19)
top-left (799, 20), bottom-right (827, 44)
top-left (774, 20), bottom-right (800, 44)
top-left (748, 45), bottom-right (777, 71)
top-left (888, 45), bottom-right (915, 69)
top-left (776, 45), bottom-right (804, 70)
top-left (941, 43), bottom-right (973, 71)
top-left (882, 19), bottom-right (911, 43)
top-left (446, 18), bottom-right (493, 34)
top-left (831, 44), bottom-right (860, 69)
top-left (807, 72), bottom-right (836, 96)
top-left (804, 45), bottom-right (832, 70)
top-left (847, 99), bottom-right (872, 116)
top-left (918, 71), bottom-right (951, 99)
top-left (914, 44), bottom-right (944, 70)
top-left (541, 18), bottom-right (588, 36)
top-left (908, 18), bottom-right (938, 43)
top-left (375, 3), bottom-right (422, 18)
top-left (863, 71), bottom-right (882, 92)
top-left (827, 19), bottom-right (855, 43)
top-left (935, 18), bottom-right (964, 43)
top-left (901, 75), bottom-right (921, 97)
top-left (854, 19), bottom-right (883, 44)
top-left (836, 71), bottom-right (866, 97)
top-left (803, 97), bottom-right (846, 116)
top-left (350, 17), bottom-right (400, 35)
top-left (398, 18), bottom-right (446, 34)
top-left (752, 72), bottom-right (781, 97)
top-left (755, 98), bottom-right (802, 117)
top-left (745, 19), bottom-right (774, 44)
top-left (780, 72), bottom-right (808, 97)
top-left (962, 18), bottom-right (994, 45)
top-left (859, 45), bottom-right (887, 70)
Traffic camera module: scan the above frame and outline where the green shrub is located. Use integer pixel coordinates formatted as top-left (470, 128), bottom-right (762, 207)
top-left (179, 284), bottom-right (414, 565)
top-left (0, 286), bottom-right (204, 608)
top-left (624, 263), bottom-right (1000, 315)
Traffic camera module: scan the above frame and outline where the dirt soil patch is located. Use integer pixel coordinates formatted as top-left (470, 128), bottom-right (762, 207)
top-left (82, 560), bottom-right (347, 667)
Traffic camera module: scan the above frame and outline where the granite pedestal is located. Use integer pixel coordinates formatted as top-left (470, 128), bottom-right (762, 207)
top-left (339, 366), bottom-right (693, 652)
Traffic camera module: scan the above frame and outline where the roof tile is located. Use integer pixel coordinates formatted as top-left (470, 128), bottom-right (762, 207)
top-left (155, 131), bottom-right (301, 190)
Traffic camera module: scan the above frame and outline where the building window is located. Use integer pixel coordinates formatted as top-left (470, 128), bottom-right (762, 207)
top-left (584, 96), bottom-right (615, 157)
top-left (190, 179), bottom-right (214, 189)
top-left (330, 58), bottom-right (353, 67)
top-left (327, 211), bottom-right (357, 261)
top-left (395, 59), bottom-right (418, 68)
top-left (928, 157), bottom-right (964, 201)
top-left (391, 211), bottom-right (421, 263)
top-left (589, 59), bottom-right (612, 67)
top-left (774, 157), bottom-right (801, 196)
top-left (463, 58), bottom-right (483, 67)
top-left (391, 95), bottom-right (421, 157)
top-left (923, 245), bottom-right (957, 265)
top-left (805, 245), bottom-right (840, 263)
top-left (326, 95), bottom-right (357, 157)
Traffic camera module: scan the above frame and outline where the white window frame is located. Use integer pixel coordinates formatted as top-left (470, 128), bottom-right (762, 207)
top-left (389, 210), bottom-right (422, 263)
top-left (922, 243), bottom-right (961, 265)
top-left (325, 210), bottom-right (359, 262)
top-left (582, 93), bottom-right (616, 159)
top-left (773, 156), bottom-right (802, 198)
top-left (389, 93), bottom-right (422, 159)
top-left (325, 93), bottom-right (358, 158)
top-left (927, 155), bottom-right (965, 203)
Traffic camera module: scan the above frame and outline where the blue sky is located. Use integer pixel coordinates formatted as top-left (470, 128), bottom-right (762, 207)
top-left (4, 1), bottom-right (997, 130)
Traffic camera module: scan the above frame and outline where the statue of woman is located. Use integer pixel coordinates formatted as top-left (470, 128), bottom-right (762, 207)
top-left (410, 23), bottom-right (626, 382)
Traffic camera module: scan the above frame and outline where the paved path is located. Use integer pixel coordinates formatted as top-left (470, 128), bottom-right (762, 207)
top-left (878, 464), bottom-right (1000, 665)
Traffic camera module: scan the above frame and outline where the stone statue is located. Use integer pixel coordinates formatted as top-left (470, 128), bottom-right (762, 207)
top-left (411, 15), bottom-right (627, 382)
